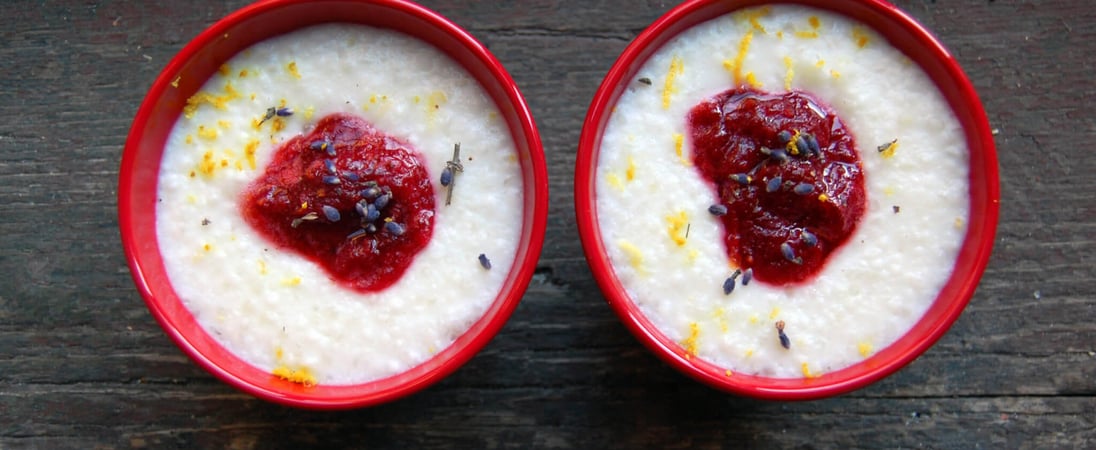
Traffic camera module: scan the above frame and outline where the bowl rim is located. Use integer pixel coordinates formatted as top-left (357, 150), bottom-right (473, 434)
top-left (575, 0), bottom-right (999, 400)
top-left (119, 0), bottom-right (547, 409)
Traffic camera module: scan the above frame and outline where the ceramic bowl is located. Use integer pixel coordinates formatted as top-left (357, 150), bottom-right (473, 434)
top-left (120, 0), bottom-right (547, 409)
top-left (575, 0), bottom-right (998, 400)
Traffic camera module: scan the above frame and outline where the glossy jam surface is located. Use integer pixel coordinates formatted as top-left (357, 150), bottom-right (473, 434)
top-left (688, 88), bottom-right (866, 285)
top-left (241, 113), bottom-right (435, 292)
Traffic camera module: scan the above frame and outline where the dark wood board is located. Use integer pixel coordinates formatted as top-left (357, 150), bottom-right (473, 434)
top-left (1, 0), bottom-right (1092, 448)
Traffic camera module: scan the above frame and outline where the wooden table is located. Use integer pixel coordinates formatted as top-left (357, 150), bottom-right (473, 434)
top-left (2, 1), bottom-right (1092, 448)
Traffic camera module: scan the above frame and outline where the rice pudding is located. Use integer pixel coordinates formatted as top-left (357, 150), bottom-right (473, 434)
top-left (155, 24), bottom-right (523, 385)
top-left (596, 5), bottom-right (969, 378)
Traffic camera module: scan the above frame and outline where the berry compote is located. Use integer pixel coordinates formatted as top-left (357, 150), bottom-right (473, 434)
top-left (688, 88), bottom-right (866, 285)
top-left (241, 113), bottom-right (435, 293)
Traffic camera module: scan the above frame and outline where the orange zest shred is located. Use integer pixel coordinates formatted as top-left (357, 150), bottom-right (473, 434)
top-left (749, 17), bottom-right (766, 34)
top-left (662, 55), bottom-right (684, 109)
top-left (783, 56), bottom-right (795, 90)
top-left (198, 150), bottom-right (217, 176)
top-left (723, 30), bottom-right (754, 87)
top-left (734, 6), bottom-right (770, 33)
top-left (745, 72), bottom-right (761, 88)
top-left (244, 139), bottom-right (260, 170)
top-left (673, 132), bottom-right (691, 166)
top-left (617, 240), bottom-right (645, 274)
top-left (272, 366), bottom-right (316, 386)
top-left (665, 210), bottom-right (689, 247)
top-left (197, 125), bottom-right (217, 140)
top-left (606, 172), bottom-right (624, 191)
top-left (681, 322), bottom-right (700, 358)
top-left (852, 26), bottom-right (870, 48)
top-left (879, 139), bottom-right (899, 158)
top-left (272, 347), bottom-right (317, 387)
top-left (785, 130), bottom-right (804, 155)
top-left (183, 82), bottom-right (242, 118)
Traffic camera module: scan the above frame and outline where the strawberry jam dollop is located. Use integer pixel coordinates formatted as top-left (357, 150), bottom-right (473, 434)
top-left (241, 113), bottom-right (435, 293)
top-left (688, 88), bottom-right (866, 285)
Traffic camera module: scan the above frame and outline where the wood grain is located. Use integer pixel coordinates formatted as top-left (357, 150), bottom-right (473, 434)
top-left (1, 0), bottom-right (1093, 448)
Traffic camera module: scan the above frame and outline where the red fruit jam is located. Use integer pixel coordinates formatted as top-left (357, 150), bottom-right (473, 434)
top-left (241, 113), bottom-right (435, 293)
top-left (688, 88), bottom-right (866, 285)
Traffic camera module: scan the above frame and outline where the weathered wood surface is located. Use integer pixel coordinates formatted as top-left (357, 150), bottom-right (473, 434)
top-left (1, 0), bottom-right (1093, 448)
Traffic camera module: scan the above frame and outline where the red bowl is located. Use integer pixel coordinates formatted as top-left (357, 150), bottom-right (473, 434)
top-left (119, 0), bottom-right (547, 409)
top-left (575, 0), bottom-right (999, 400)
